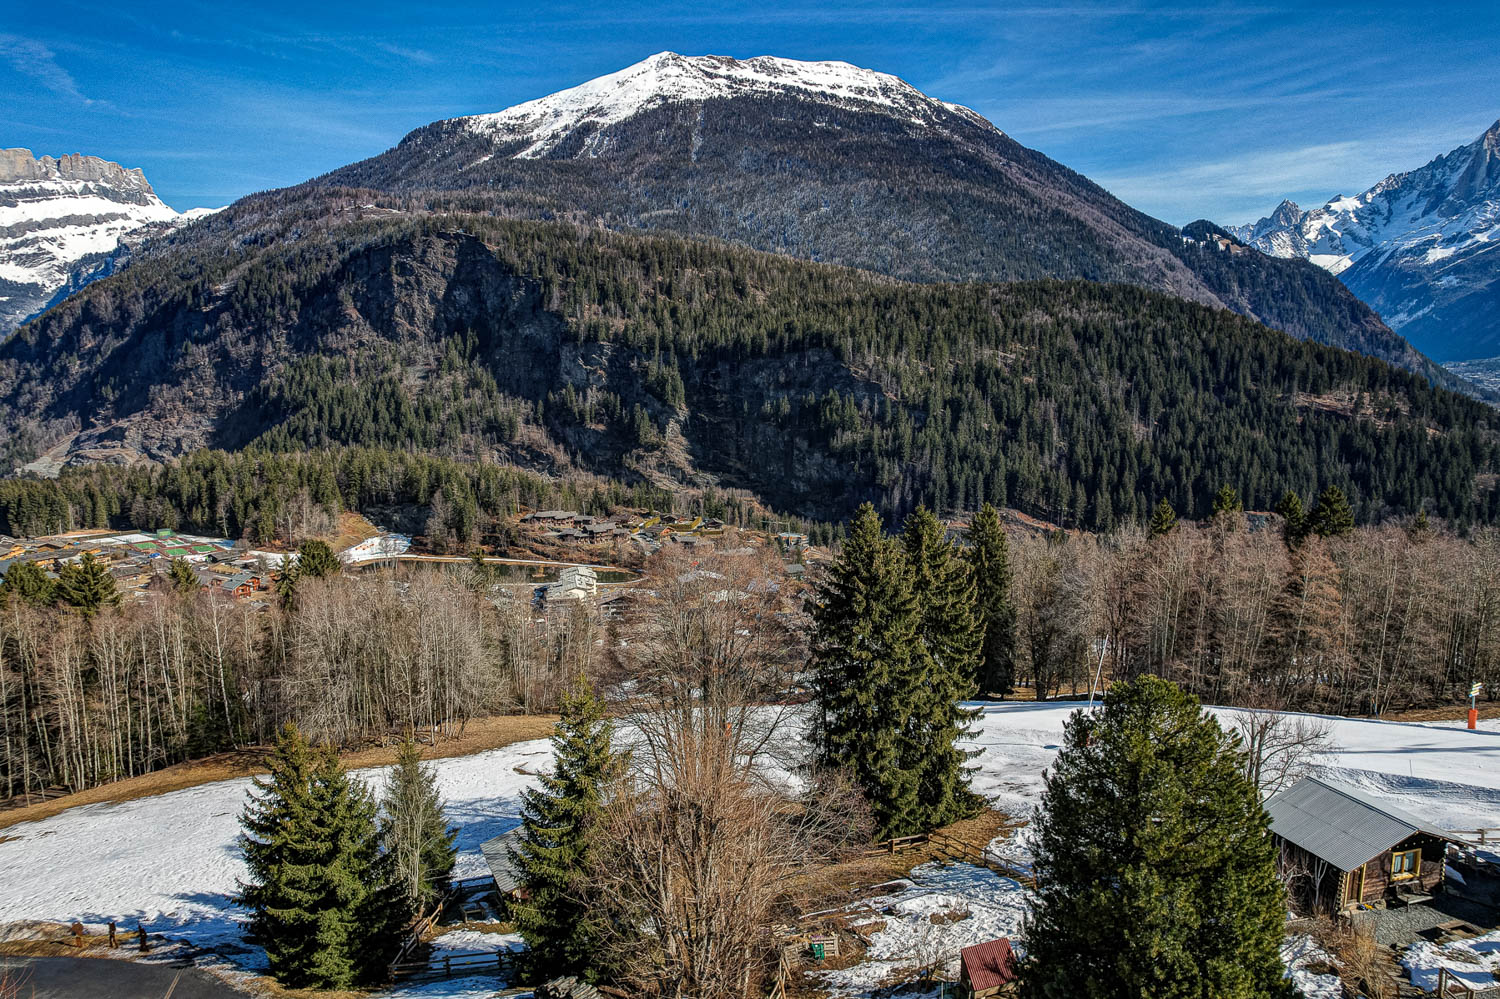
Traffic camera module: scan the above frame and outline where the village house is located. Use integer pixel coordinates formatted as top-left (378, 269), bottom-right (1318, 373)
top-left (1267, 776), bottom-right (1457, 913)
top-left (522, 510), bottom-right (579, 525)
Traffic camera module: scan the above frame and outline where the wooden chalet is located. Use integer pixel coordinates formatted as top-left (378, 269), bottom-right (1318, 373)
top-left (959, 937), bottom-right (1018, 998)
top-left (1267, 776), bottom-right (1458, 913)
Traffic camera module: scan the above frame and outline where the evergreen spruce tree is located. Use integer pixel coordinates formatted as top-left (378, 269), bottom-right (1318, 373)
top-left (1275, 490), bottom-right (1308, 548)
top-left (55, 553), bottom-right (120, 616)
top-left (297, 539), bottom-right (340, 579)
top-left (236, 724), bottom-right (401, 989)
top-left (966, 503), bottom-right (1018, 698)
top-left (1408, 508), bottom-right (1432, 542)
top-left (1211, 484), bottom-right (1243, 528)
top-left (169, 557), bottom-right (198, 594)
top-left (0, 560), bottom-right (55, 607)
top-left (901, 507), bottom-right (982, 826)
top-left (808, 503), bottom-right (924, 838)
top-left (380, 735), bottom-right (457, 920)
top-left (1023, 677), bottom-right (1295, 999)
top-left (1148, 498), bottom-right (1178, 538)
top-left (1308, 486), bottom-right (1355, 539)
top-left (512, 680), bottom-right (620, 981)
top-left (274, 561), bottom-right (300, 607)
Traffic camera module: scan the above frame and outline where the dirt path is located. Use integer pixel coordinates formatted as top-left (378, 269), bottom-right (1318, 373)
top-left (0, 714), bottom-right (559, 832)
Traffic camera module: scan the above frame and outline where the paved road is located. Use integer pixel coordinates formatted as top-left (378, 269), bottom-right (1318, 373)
top-left (0, 956), bottom-right (251, 998)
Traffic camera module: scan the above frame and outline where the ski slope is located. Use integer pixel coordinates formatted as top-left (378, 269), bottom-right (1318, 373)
top-left (0, 702), bottom-right (1495, 985)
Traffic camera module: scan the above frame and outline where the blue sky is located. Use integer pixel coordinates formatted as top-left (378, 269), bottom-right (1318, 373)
top-left (3, 1), bottom-right (1497, 224)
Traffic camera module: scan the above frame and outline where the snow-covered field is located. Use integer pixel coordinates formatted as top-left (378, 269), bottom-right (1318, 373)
top-left (1, 701), bottom-right (1496, 994)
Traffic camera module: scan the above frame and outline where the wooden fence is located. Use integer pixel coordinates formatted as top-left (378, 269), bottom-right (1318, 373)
top-left (1434, 966), bottom-right (1500, 997)
top-left (1450, 828), bottom-right (1500, 847)
top-left (861, 831), bottom-right (1037, 889)
top-left (387, 875), bottom-right (504, 981)
top-left (391, 949), bottom-right (516, 982)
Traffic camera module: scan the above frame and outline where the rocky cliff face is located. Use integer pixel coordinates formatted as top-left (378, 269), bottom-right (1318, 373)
top-left (0, 148), bottom-right (206, 337)
top-left (1229, 121), bottom-right (1500, 363)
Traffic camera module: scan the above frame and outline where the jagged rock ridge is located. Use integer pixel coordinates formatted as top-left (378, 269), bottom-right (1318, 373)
top-left (1230, 120), bottom-right (1500, 362)
top-left (0, 148), bottom-right (212, 336)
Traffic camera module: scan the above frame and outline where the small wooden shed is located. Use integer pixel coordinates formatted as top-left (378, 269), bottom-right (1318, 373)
top-left (1267, 776), bottom-right (1457, 913)
top-left (959, 937), bottom-right (1018, 998)
top-left (480, 827), bottom-right (527, 903)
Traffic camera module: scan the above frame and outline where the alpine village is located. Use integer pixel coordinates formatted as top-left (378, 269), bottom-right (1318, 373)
top-left (4, 10), bottom-right (1500, 999)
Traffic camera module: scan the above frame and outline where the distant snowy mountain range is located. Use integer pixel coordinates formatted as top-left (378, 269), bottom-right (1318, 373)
top-left (1229, 121), bottom-right (1500, 363)
top-left (0, 148), bottom-right (215, 336)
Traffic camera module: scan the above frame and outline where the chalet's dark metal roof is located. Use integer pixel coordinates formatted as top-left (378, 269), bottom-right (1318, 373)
top-left (480, 827), bottom-right (524, 893)
top-left (1266, 776), bottom-right (1455, 872)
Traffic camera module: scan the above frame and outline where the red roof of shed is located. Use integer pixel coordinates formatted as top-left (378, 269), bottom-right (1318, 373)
top-left (961, 937), bottom-right (1017, 991)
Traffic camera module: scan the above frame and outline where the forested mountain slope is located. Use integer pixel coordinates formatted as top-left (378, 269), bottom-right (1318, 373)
top-left (314, 52), bottom-right (1459, 390)
top-left (2, 208), bottom-right (1495, 528)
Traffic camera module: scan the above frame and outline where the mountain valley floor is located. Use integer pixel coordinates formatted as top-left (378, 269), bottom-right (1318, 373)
top-left (0, 703), bottom-right (1497, 997)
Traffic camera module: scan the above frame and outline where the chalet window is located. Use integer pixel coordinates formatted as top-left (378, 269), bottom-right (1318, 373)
top-left (1391, 848), bottom-right (1421, 880)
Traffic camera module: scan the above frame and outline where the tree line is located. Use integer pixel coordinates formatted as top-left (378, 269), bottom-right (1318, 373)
top-left (1002, 489), bottom-right (1500, 714)
top-left (0, 566), bottom-right (592, 800)
top-left (6, 211), bottom-right (1498, 532)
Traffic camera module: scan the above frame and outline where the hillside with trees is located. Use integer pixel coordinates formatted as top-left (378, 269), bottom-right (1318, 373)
top-left (3, 213), bottom-right (1498, 530)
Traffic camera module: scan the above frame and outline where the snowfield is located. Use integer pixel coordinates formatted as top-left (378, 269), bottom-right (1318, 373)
top-left (1, 701), bottom-right (1496, 994)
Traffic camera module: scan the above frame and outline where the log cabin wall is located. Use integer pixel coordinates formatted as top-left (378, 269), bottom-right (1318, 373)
top-left (1349, 833), bottom-right (1447, 903)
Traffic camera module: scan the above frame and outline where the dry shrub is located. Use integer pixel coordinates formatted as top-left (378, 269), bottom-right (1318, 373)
top-left (1327, 922), bottom-right (1389, 999)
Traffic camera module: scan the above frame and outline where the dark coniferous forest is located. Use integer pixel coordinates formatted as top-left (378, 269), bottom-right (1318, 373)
top-left (3, 211), bottom-right (1497, 534)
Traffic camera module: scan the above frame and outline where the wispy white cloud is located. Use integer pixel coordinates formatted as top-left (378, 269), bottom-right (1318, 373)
top-left (0, 33), bottom-right (92, 103)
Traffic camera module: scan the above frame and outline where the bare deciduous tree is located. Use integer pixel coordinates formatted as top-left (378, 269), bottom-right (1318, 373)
top-left (1229, 707), bottom-right (1335, 799)
top-left (594, 545), bottom-right (866, 999)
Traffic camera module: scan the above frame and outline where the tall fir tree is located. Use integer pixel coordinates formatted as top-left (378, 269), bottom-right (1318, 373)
top-left (1212, 484), bottom-right (1243, 529)
top-left (297, 539), bottom-right (341, 579)
top-left (511, 680), bottom-right (620, 982)
top-left (1308, 486), bottom-right (1355, 538)
top-left (168, 557), bottom-right (198, 594)
top-left (55, 553), bottom-right (120, 617)
top-left (236, 724), bottom-right (402, 989)
top-left (966, 503), bottom-right (1018, 698)
top-left (808, 503), bottom-right (924, 838)
top-left (901, 507), bottom-right (982, 827)
top-left (1149, 498), bottom-right (1178, 538)
top-left (381, 735), bottom-right (457, 920)
top-left (1023, 677), bottom-right (1294, 999)
top-left (0, 560), bottom-right (54, 607)
top-left (1275, 490), bottom-right (1308, 548)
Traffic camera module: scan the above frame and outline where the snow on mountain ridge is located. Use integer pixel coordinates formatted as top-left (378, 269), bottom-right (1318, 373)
top-left (461, 51), bottom-right (987, 158)
top-left (1228, 120), bottom-right (1500, 361)
top-left (0, 148), bottom-right (213, 336)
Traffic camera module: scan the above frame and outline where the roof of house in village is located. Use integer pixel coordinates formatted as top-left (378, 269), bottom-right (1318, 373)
top-left (480, 828), bottom-right (524, 893)
top-left (960, 937), bottom-right (1017, 991)
top-left (1266, 776), bottom-right (1455, 871)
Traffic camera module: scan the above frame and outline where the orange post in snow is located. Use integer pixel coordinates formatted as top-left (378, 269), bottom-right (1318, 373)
top-left (1470, 708), bottom-right (1480, 730)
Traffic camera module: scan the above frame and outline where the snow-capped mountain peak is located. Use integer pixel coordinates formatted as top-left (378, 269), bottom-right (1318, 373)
top-left (460, 51), bottom-right (986, 158)
top-left (0, 148), bottom-right (212, 336)
top-left (1228, 119), bottom-right (1500, 361)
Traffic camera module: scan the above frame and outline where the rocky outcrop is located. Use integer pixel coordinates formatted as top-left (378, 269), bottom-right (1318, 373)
top-left (0, 148), bottom-right (203, 337)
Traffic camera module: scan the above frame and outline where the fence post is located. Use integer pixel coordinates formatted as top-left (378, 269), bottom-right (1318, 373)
top-left (445, 955), bottom-right (451, 977)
